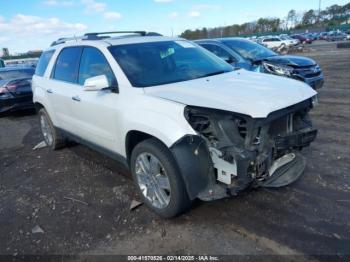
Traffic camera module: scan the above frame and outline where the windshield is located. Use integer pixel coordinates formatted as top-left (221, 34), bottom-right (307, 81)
top-left (109, 40), bottom-right (233, 87)
top-left (222, 39), bottom-right (277, 61)
top-left (0, 68), bottom-right (35, 80)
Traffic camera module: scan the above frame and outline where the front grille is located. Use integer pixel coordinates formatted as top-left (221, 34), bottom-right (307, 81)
top-left (293, 65), bottom-right (321, 78)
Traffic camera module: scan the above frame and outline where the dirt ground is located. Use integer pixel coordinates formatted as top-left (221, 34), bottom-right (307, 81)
top-left (0, 41), bottom-right (349, 261)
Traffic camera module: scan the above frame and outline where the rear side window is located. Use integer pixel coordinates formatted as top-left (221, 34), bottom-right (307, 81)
top-left (78, 47), bottom-right (116, 86)
top-left (53, 47), bottom-right (82, 83)
top-left (35, 50), bottom-right (54, 76)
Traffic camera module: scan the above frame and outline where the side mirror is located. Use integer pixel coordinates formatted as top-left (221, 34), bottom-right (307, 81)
top-left (84, 75), bottom-right (109, 91)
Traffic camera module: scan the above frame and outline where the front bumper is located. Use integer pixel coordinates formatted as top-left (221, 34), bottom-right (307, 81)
top-left (292, 72), bottom-right (324, 90)
top-left (181, 100), bottom-right (317, 201)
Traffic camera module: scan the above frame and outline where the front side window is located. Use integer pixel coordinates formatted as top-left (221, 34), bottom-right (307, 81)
top-left (201, 44), bottom-right (235, 62)
top-left (109, 41), bottom-right (233, 87)
top-left (35, 50), bottom-right (55, 76)
top-left (222, 39), bottom-right (277, 61)
top-left (53, 47), bottom-right (82, 83)
top-left (78, 47), bottom-right (116, 87)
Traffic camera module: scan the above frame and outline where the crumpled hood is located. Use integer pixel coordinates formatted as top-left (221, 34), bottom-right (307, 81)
top-left (263, 55), bottom-right (316, 67)
top-left (144, 70), bottom-right (316, 118)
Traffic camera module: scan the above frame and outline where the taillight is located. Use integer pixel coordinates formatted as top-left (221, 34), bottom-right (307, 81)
top-left (0, 83), bottom-right (15, 97)
top-left (0, 87), bottom-right (8, 94)
top-left (5, 83), bottom-right (17, 92)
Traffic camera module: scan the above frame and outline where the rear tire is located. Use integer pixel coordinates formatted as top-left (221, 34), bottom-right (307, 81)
top-left (130, 138), bottom-right (191, 218)
top-left (38, 108), bottom-right (65, 150)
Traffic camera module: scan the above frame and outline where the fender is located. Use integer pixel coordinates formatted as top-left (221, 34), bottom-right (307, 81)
top-left (170, 135), bottom-right (213, 200)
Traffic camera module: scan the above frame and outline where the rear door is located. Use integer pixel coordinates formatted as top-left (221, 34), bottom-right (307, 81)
top-left (48, 46), bottom-right (83, 132)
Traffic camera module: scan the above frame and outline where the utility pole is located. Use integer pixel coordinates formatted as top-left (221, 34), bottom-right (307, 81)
top-left (318, 0), bottom-right (322, 23)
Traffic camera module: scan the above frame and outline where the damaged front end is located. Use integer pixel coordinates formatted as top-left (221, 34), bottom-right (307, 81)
top-left (177, 98), bottom-right (317, 201)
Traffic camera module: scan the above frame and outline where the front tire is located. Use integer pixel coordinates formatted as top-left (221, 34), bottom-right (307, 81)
top-left (38, 108), bottom-right (65, 150)
top-left (130, 138), bottom-right (191, 218)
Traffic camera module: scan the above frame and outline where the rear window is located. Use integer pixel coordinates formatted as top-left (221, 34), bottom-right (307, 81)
top-left (0, 69), bottom-right (35, 80)
top-left (35, 50), bottom-right (55, 76)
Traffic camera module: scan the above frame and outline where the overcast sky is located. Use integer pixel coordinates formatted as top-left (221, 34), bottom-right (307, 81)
top-left (0, 0), bottom-right (348, 53)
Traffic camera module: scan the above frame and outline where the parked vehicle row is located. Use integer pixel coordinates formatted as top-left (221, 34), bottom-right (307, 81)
top-left (248, 29), bottom-right (350, 49)
top-left (31, 31), bottom-right (318, 217)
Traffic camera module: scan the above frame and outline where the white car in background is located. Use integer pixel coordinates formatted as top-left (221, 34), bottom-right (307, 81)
top-left (259, 36), bottom-right (289, 49)
top-left (280, 35), bottom-right (299, 46)
top-left (32, 31), bottom-right (318, 218)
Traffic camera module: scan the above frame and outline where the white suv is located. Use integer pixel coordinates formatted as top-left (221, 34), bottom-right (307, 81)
top-left (32, 31), bottom-right (318, 217)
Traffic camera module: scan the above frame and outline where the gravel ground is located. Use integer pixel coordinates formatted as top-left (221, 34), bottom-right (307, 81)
top-left (0, 41), bottom-right (349, 261)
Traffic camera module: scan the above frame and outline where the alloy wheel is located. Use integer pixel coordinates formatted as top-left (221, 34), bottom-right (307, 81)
top-left (135, 152), bottom-right (171, 209)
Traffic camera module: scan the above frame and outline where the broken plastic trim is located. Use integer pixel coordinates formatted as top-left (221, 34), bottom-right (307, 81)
top-left (183, 99), bottom-right (316, 199)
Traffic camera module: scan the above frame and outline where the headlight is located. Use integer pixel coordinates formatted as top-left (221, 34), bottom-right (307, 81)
top-left (262, 62), bottom-right (293, 77)
top-left (184, 106), bottom-right (249, 144)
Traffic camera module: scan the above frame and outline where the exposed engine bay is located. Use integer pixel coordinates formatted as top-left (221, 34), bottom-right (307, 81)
top-left (184, 98), bottom-right (318, 201)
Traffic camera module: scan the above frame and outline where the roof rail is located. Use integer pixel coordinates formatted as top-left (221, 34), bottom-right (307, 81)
top-left (50, 36), bottom-right (86, 47)
top-left (84, 31), bottom-right (147, 40)
top-left (50, 31), bottom-right (163, 46)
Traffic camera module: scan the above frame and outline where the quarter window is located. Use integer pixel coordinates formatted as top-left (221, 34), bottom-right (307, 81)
top-left (53, 47), bottom-right (82, 83)
top-left (35, 50), bottom-right (55, 76)
top-left (78, 47), bottom-right (116, 86)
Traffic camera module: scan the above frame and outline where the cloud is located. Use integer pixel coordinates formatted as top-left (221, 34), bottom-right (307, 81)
top-left (81, 0), bottom-right (106, 13)
top-left (0, 14), bottom-right (87, 37)
top-left (103, 12), bottom-right (122, 20)
top-left (169, 12), bottom-right (179, 18)
top-left (154, 0), bottom-right (173, 3)
top-left (188, 11), bottom-right (200, 18)
top-left (43, 0), bottom-right (74, 6)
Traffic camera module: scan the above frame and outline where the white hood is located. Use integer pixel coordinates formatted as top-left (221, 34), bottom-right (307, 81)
top-left (144, 70), bottom-right (316, 118)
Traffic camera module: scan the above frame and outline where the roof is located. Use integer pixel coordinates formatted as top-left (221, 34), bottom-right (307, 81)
top-left (0, 67), bottom-right (35, 72)
top-left (194, 37), bottom-right (252, 43)
top-left (46, 35), bottom-right (184, 51)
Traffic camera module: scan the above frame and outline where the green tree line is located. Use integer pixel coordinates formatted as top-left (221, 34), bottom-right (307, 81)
top-left (180, 2), bottom-right (350, 39)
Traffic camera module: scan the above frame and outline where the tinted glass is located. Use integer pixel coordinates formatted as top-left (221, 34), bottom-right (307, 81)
top-left (109, 41), bottom-right (233, 87)
top-left (53, 47), bottom-right (81, 83)
top-left (0, 68), bottom-right (35, 80)
top-left (78, 47), bottom-right (116, 86)
top-left (201, 44), bottom-right (234, 61)
top-left (0, 59), bottom-right (4, 68)
top-left (222, 39), bottom-right (277, 61)
top-left (35, 50), bottom-right (54, 76)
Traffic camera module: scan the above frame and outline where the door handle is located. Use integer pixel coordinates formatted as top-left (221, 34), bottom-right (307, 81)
top-left (72, 95), bottom-right (81, 102)
top-left (46, 89), bottom-right (53, 94)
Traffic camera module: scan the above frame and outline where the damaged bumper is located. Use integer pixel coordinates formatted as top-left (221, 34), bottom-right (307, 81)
top-left (172, 98), bottom-right (317, 201)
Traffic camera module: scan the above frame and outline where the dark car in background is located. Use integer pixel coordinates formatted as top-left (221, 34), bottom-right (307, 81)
top-left (327, 31), bottom-right (348, 41)
top-left (0, 67), bottom-right (35, 114)
top-left (0, 59), bottom-right (5, 68)
top-left (291, 34), bottom-right (313, 44)
top-left (195, 38), bottom-right (324, 89)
